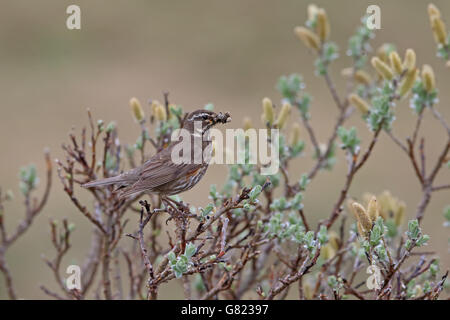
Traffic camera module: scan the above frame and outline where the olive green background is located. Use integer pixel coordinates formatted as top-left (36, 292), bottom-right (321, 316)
top-left (0, 0), bottom-right (449, 299)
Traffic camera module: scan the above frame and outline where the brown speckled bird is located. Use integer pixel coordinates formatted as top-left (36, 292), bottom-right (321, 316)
top-left (82, 110), bottom-right (231, 203)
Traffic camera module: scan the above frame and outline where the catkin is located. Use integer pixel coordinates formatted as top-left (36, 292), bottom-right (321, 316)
top-left (321, 244), bottom-right (336, 260)
top-left (328, 231), bottom-right (340, 251)
top-left (341, 67), bottom-right (354, 78)
top-left (276, 102), bottom-right (292, 129)
top-left (354, 70), bottom-right (372, 85)
top-left (428, 3), bottom-right (441, 20)
top-left (431, 16), bottom-right (448, 45)
top-left (155, 104), bottom-right (167, 121)
top-left (422, 64), bottom-right (436, 93)
top-left (290, 122), bottom-right (301, 146)
top-left (389, 51), bottom-right (403, 75)
top-left (129, 97), bottom-right (145, 122)
top-left (316, 8), bottom-right (330, 42)
top-left (394, 202), bottom-right (406, 226)
top-left (377, 44), bottom-right (391, 63)
top-left (427, 2), bottom-right (441, 44)
top-left (399, 68), bottom-right (418, 98)
top-left (243, 117), bottom-right (253, 131)
top-left (377, 191), bottom-right (398, 220)
top-left (151, 100), bottom-right (161, 115)
top-left (294, 26), bottom-right (320, 51)
top-left (356, 222), bottom-right (364, 237)
top-left (262, 97), bottom-right (274, 126)
top-left (352, 202), bottom-right (373, 235)
top-left (403, 49), bottom-right (416, 72)
top-left (349, 93), bottom-right (370, 115)
top-left (367, 196), bottom-right (379, 222)
top-left (371, 57), bottom-right (394, 80)
top-left (303, 279), bottom-right (314, 300)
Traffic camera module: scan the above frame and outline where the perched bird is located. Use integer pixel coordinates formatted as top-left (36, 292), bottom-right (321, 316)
top-left (82, 109), bottom-right (231, 205)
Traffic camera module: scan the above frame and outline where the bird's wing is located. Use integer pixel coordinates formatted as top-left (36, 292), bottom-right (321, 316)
top-left (139, 159), bottom-right (193, 188)
top-left (117, 147), bottom-right (204, 197)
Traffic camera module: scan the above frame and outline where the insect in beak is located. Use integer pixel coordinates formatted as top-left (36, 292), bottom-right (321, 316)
top-left (202, 112), bottom-right (231, 134)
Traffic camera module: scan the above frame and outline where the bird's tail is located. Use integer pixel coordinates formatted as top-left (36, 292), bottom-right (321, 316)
top-left (82, 176), bottom-right (124, 188)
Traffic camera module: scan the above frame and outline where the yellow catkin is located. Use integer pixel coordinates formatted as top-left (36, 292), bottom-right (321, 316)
top-left (276, 102), bottom-right (292, 129)
top-left (362, 193), bottom-right (375, 206)
top-left (351, 202), bottom-right (373, 235)
top-left (356, 222), bottom-right (365, 237)
top-left (367, 196), bottom-right (379, 222)
top-left (422, 64), bottom-right (436, 93)
top-left (129, 97), bottom-right (145, 122)
top-left (371, 57), bottom-right (394, 80)
top-left (294, 26), bottom-right (320, 51)
top-left (428, 3), bottom-right (441, 20)
top-left (431, 16), bottom-right (448, 45)
top-left (377, 191), bottom-right (392, 215)
top-left (155, 104), bottom-right (167, 121)
top-left (399, 68), bottom-right (418, 98)
top-left (354, 70), bottom-right (372, 85)
top-left (414, 285), bottom-right (423, 297)
top-left (151, 100), bottom-right (161, 115)
top-left (377, 190), bottom-right (406, 221)
top-left (389, 51), bottom-right (403, 75)
top-left (349, 93), bottom-right (370, 115)
top-left (373, 195), bottom-right (387, 220)
top-left (303, 278), bottom-right (314, 300)
top-left (321, 244), bottom-right (336, 260)
top-left (341, 67), bottom-right (354, 78)
top-left (428, 2), bottom-right (441, 43)
top-left (307, 4), bottom-right (319, 21)
top-left (262, 97), bottom-right (274, 126)
top-left (243, 117), bottom-right (253, 131)
top-left (394, 201), bottom-right (406, 226)
top-left (316, 8), bottom-right (330, 42)
top-left (377, 44), bottom-right (390, 63)
top-left (427, 3), bottom-right (441, 42)
top-left (290, 122), bottom-right (301, 146)
top-left (403, 49), bottom-right (416, 72)
top-left (328, 231), bottom-right (340, 251)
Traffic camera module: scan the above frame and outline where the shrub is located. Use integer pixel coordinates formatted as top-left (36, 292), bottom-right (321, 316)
top-left (0, 3), bottom-right (449, 300)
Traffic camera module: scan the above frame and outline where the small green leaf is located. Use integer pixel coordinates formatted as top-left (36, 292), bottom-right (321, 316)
top-left (184, 243), bottom-right (196, 259)
top-left (168, 251), bottom-right (176, 264)
top-left (204, 103), bottom-right (214, 111)
top-left (249, 185), bottom-right (263, 201)
top-left (317, 225), bottom-right (328, 245)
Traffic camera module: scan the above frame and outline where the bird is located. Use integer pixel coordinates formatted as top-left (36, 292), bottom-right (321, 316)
top-left (82, 109), bottom-right (231, 207)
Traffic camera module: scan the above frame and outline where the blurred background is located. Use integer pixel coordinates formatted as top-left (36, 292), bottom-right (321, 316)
top-left (0, 0), bottom-right (449, 299)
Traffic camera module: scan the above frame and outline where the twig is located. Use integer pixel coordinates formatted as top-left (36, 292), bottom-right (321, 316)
top-left (325, 125), bottom-right (383, 229)
top-left (0, 150), bottom-right (52, 300)
top-left (136, 200), bottom-right (157, 300)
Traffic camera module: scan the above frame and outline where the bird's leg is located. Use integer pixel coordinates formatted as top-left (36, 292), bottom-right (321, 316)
top-left (161, 196), bottom-right (189, 227)
top-left (163, 196), bottom-right (190, 214)
top-left (161, 196), bottom-right (175, 212)
top-left (139, 199), bottom-right (166, 214)
top-left (160, 196), bottom-right (176, 225)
